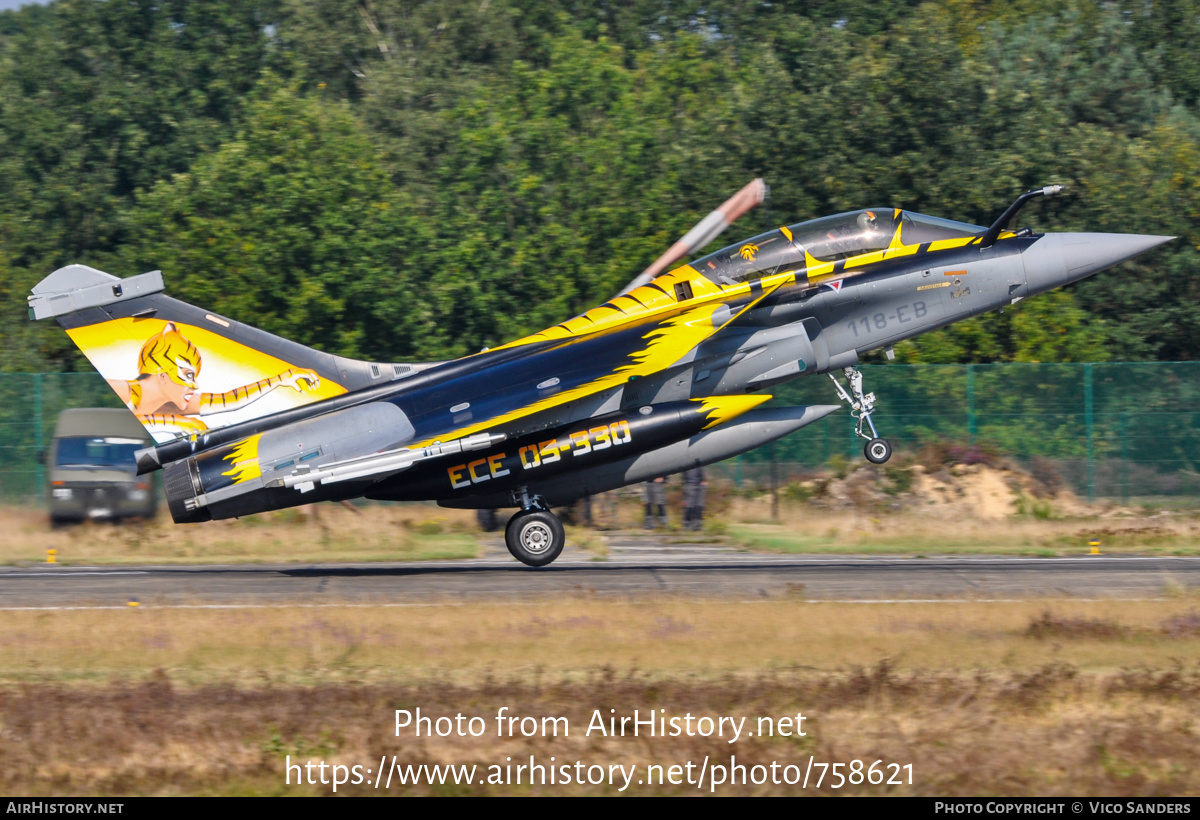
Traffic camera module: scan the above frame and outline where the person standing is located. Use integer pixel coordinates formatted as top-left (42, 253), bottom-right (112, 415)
top-left (576, 494), bottom-right (593, 528)
top-left (683, 466), bottom-right (708, 531)
top-left (643, 476), bottom-right (667, 529)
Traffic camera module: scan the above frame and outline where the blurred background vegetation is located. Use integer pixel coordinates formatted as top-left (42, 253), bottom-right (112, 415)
top-left (1, 0), bottom-right (1198, 371)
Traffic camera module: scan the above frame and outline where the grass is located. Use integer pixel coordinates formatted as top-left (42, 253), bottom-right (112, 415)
top-left (2, 597), bottom-right (1200, 794)
top-left (2, 492), bottom-right (1197, 794)
top-left (6, 490), bottom-right (1200, 565)
top-left (0, 503), bottom-right (481, 565)
top-left (2, 598), bottom-right (1199, 685)
top-left (563, 525), bottom-right (609, 558)
top-left (719, 498), bottom-right (1200, 556)
top-left (5, 666), bottom-right (1200, 795)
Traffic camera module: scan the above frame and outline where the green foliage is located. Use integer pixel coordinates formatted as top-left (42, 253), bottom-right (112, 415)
top-left (0, 0), bottom-right (1198, 367)
top-left (1015, 496), bottom-right (1058, 520)
top-left (781, 481), bottom-right (817, 503)
top-left (1008, 293), bottom-right (1110, 364)
top-left (120, 83), bottom-right (435, 360)
top-left (0, 0), bottom-right (288, 369)
top-left (882, 462), bottom-right (915, 496)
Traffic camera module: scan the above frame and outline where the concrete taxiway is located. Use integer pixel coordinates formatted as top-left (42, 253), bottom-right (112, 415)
top-left (0, 536), bottom-right (1196, 607)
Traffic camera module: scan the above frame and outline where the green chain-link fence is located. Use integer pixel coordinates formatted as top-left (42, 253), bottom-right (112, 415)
top-left (0, 373), bottom-right (126, 504)
top-left (727, 362), bottom-right (1200, 502)
top-left (2, 363), bottom-right (1198, 505)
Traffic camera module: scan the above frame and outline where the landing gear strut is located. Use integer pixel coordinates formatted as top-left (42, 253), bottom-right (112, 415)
top-left (829, 366), bottom-right (892, 464)
top-left (505, 487), bottom-right (565, 567)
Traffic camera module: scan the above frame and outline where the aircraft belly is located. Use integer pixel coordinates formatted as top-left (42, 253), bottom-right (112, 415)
top-left (437, 404), bottom-right (841, 509)
top-left (364, 399), bottom-right (758, 503)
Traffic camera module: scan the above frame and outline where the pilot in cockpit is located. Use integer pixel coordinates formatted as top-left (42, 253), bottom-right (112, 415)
top-left (821, 210), bottom-right (882, 259)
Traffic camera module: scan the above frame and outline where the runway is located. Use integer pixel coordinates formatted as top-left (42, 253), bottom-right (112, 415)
top-left (0, 535), bottom-right (1197, 607)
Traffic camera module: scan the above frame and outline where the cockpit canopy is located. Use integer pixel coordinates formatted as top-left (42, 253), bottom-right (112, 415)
top-left (689, 208), bottom-right (985, 285)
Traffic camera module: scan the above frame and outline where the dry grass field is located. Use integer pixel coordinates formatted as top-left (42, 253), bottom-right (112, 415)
top-left (2, 492), bottom-right (1198, 795)
top-left (5, 492), bottom-right (1199, 567)
top-left (1, 597), bottom-right (1198, 795)
top-left (0, 503), bottom-right (481, 565)
top-left (718, 499), bottom-right (1200, 556)
top-left (3, 599), bottom-right (1200, 684)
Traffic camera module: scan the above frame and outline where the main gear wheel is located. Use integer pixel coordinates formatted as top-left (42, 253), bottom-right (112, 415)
top-left (505, 509), bottom-right (565, 567)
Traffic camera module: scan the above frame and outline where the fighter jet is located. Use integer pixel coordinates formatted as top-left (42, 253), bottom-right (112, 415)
top-left (28, 183), bottom-right (1172, 566)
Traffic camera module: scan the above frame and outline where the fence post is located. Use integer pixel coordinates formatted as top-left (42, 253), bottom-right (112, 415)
top-left (33, 372), bottom-right (44, 503)
top-left (1119, 411), bottom-right (1128, 503)
top-left (770, 442), bottom-right (779, 522)
top-left (1084, 363), bottom-right (1095, 503)
top-left (966, 364), bottom-right (976, 447)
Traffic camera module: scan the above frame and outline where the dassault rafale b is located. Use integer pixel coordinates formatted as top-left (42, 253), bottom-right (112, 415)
top-left (28, 182), bottom-right (1172, 565)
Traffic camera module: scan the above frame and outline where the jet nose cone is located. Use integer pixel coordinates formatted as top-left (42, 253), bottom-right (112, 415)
top-left (1061, 233), bottom-right (1175, 277)
top-left (1022, 233), bottom-right (1175, 295)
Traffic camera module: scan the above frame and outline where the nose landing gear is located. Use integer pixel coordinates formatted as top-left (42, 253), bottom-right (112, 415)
top-left (505, 486), bottom-right (565, 567)
top-left (864, 437), bottom-right (892, 464)
top-left (829, 367), bottom-right (892, 464)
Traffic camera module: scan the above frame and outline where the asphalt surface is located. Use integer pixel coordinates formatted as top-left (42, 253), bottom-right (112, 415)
top-left (0, 535), bottom-right (1198, 607)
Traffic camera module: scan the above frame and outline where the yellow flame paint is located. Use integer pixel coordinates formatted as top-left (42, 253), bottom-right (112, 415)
top-left (409, 281), bottom-right (786, 449)
top-left (222, 434), bottom-right (263, 484)
top-left (692, 394), bottom-right (773, 430)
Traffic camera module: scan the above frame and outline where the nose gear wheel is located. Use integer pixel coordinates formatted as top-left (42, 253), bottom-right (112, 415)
top-left (829, 367), bottom-right (892, 463)
top-left (864, 437), bottom-right (892, 464)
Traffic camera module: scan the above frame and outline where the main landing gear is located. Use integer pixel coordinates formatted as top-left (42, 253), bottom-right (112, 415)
top-left (829, 366), bottom-right (892, 464)
top-left (505, 487), bottom-right (565, 567)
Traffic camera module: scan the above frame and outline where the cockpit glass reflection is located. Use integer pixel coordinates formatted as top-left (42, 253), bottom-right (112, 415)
top-left (690, 208), bottom-right (986, 284)
top-left (790, 209), bottom-right (896, 262)
top-left (692, 229), bottom-right (805, 284)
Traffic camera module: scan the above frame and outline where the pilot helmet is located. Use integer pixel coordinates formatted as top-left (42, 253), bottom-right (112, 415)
top-left (856, 210), bottom-right (879, 233)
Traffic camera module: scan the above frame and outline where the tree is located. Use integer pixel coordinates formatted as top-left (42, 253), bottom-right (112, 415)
top-left (121, 83), bottom-right (435, 361)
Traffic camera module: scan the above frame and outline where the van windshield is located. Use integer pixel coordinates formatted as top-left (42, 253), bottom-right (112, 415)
top-left (55, 436), bottom-right (143, 469)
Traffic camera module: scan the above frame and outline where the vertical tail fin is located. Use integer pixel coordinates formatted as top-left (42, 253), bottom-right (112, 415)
top-left (29, 265), bottom-right (427, 443)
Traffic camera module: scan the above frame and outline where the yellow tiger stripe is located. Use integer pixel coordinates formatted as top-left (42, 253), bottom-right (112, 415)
top-left (693, 394), bottom-right (773, 430)
top-left (493, 211), bottom-right (972, 354)
top-left (845, 249), bottom-right (887, 269)
top-left (928, 236), bottom-right (975, 252)
top-left (412, 279), bottom-right (788, 449)
top-left (884, 243), bottom-right (920, 259)
top-left (138, 413), bottom-right (208, 434)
